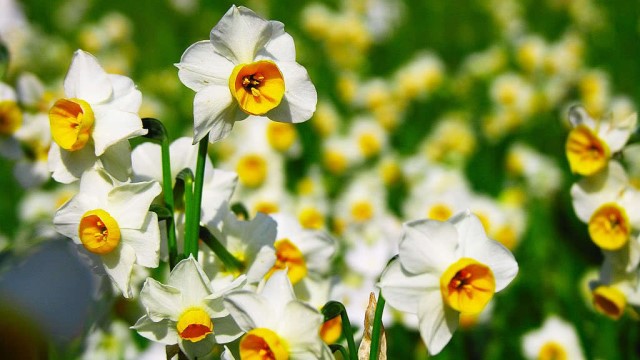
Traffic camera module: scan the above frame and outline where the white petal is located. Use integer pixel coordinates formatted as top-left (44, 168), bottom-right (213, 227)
top-left (131, 142), bottom-right (163, 183)
top-left (418, 291), bottom-right (459, 356)
top-left (570, 161), bottom-right (627, 222)
top-left (200, 169), bottom-right (238, 224)
top-left (568, 105), bottom-right (595, 128)
top-left (140, 277), bottom-right (183, 321)
top-left (257, 21), bottom-right (296, 62)
top-left (120, 213), bottom-right (160, 268)
top-left (102, 244), bottom-right (137, 298)
top-left (109, 180), bottom-right (161, 229)
top-left (179, 334), bottom-right (217, 359)
top-left (92, 106), bottom-right (145, 156)
top-left (211, 314), bottom-right (244, 344)
top-left (261, 270), bottom-right (296, 308)
top-left (168, 256), bottom-right (213, 302)
top-left (400, 219), bottom-right (458, 274)
top-left (100, 140), bottom-right (133, 182)
top-left (48, 143), bottom-right (96, 184)
top-left (78, 168), bottom-right (114, 200)
top-left (132, 315), bottom-right (179, 344)
top-left (177, 40), bottom-right (233, 92)
top-left (224, 290), bottom-right (275, 331)
top-left (279, 301), bottom-right (323, 351)
top-left (245, 246), bottom-right (276, 283)
top-left (378, 259), bottom-right (438, 313)
top-left (209, 5), bottom-right (272, 64)
top-left (64, 50), bottom-right (112, 103)
top-left (106, 74), bottom-right (142, 113)
top-left (192, 84), bottom-right (236, 143)
top-left (266, 61), bottom-right (317, 123)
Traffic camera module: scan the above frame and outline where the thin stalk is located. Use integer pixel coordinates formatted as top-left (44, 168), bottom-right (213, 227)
top-left (182, 170), bottom-right (194, 259)
top-left (322, 301), bottom-right (357, 360)
top-left (329, 344), bottom-right (349, 360)
top-left (199, 226), bottom-right (243, 273)
top-left (369, 291), bottom-right (386, 360)
top-left (186, 133), bottom-right (209, 260)
top-left (160, 135), bottom-right (178, 269)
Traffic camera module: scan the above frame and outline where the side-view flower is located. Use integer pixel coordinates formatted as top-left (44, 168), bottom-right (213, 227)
top-left (378, 210), bottom-right (518, 355)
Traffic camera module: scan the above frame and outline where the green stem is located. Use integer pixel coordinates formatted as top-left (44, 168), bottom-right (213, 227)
top-left (181, 169), bottom-right (194, 260)
top-left (369, 291), bottom-right (386, 360)
top-left (160, 135), bottom-right (178, 269)
top-left (321, 301), bottom-right (357, 360)
top-left (329, 344), bottom-right (349, 359)
top-left (186, 133), bottom-right (209, 260)
top-left (199, 226), bottom-right (244, 273)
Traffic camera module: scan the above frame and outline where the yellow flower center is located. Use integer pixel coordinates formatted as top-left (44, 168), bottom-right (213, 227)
top-left (538, 341), bottom-right (568, 360)
top-left (267, 239), bottom-right (307, 285)
top-left (593, 285), bottom-right (626, 320)
top-left (358, 133), bottom-right (381, 158)
top-left (267, 122), bottom-right (297, 152)
top-left (440, 258), bottom-right (495, 314)
top-left (236, 154), bottom-right (267, 188)
top-left (0, 100), bottom-right (23, 136)
top-left (78, 209), bottom-right (121, 255)
top-left (254, 201), bottom-right (279, 215)
top-left (229, 60), bottom-right (285, 116)
top-left (323, 149), bottom-right (348, 175)
top-left (588, 203), bottom-right (630, 251)
top-left (565, 124), bottom-right (609, 176)
top-left (427, 204), bottom-right (453, 222)
top-left (298, 206), bottom-right (325, 230)
top-left (239, 328), bottom-right (289, 360)
top-left (320, 316), bottom-right (342, 344)
top-left (49, 98), bottom-right (95, 151)
top-left (351, 200), bottom-right (374, 222)
top-left (176, 307), bottom-right (213, 342)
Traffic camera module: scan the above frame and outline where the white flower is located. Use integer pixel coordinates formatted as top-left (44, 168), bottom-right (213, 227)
top-left (13, 112), bottom-right (51, 188)
top-left (133, 256), bottom-right (244, 359)
top-left (176, 5), bottom-right (317, 143)
top-left (565, 105), bottom-right (637, 176)
top-left (223, 270), bottom-right (332, 359)
top-left (378, 210), bottom-right (518, 355)
top-left (522, 316), bottom-right (585, 360)
top-left (48, 49), bottom-right (145, 183)
top-left (53, 169), bottom-right (161, 297)
top-left (571, 161), bottom-right (640, 265)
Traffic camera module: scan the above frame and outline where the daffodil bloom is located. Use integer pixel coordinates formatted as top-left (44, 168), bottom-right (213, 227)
top-left (223, 270), bottom-right (333, 359)
top-left (48, 49), bottom-right (146, 183)
top-left (176, 5), bottom-right (317, 143)
top-left (133, 256), bottom-right (244, 359)
top-left (53, 169), bottom-right (161, 298)
top-left (571, 161), bottom-right (640, 261)
top-left (0, 82), bottom-right (23, 160)
top-left (521, 316), bottom-right (585, 360)
top-left (565, 105), bottom-right (637, 176)
top-left (588, 252), bottom-right (640, 320)
top-left (378, 210), bottom-right (518, 355)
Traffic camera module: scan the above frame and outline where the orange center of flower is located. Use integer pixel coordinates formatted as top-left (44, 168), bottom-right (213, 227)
top-left (538, 341), bottom-right (568, 360)
top-left (78, 209), bottom-right (120, 255)
top-left (440, 258), bottom-right (496, 314)
top-left (588, 203), bottom-right (630, 251)
top-left (267, 122), bottom-right (297, 152)
top-left (236, 154), bottom-right (267, 188)
top-left (592, 285), bottom-right (626, 320)
top-left (176, 307), bottom-right (213, 342)
top-left (565, 124), bottom-right (609, 176)
top-left (320, 315), bottom-right (342, 344)
top-left (49, 98), bottom-right (95, 151)
top-left (229, 60), bottom-right (285, 116)
top-left (239, 328), bottom-right (289, 360)
top-left (267, 239), bottom-right (307, 285)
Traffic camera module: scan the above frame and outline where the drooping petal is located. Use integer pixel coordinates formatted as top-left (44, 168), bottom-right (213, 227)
top-left (108, 180), bottom-right (161, 229)
top-left (223, 290), bottom-right (273, 330)
top-left (192, 84), bottom-right (236, 143)
top-left (168, 256), bottom-right (214, 303)
top-left (209, 5), bottom-right (272, 64)
top-left (140, 277), bottom-right (183, 321)
top-left (106, 74), bottom-right (142, 113)
top-left (48, 142), bottom-right (96, 184)
top-left (132, 315), bottom-right (179, 344)
top-left (417, 290), bottom-right (459, 355)
top-left (378, 259), bottom-right (438, 313)
top-left (266, 61), bottom-right (317, 124)
top-left (100, 140), bottom-right (133, 182)
top-left (92, 106), bottom-right (145, 156)
top-left (102, 243), bottom-right (137, 298)
top-left (177, 40), bottom-right (234, 92)
top-left (399, 219), bottom-right (458, 274)
top-left (64, 50), bottom-right (112, 104)
top-left (120, 213), bottom-right (160, 268)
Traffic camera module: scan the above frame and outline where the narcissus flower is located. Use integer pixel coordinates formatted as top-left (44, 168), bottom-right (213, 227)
top-left (588, 252), bottom-right (640, 320)
top-left (565, 105), bottom-right (637, 176)
top-left (48, 49), bottom-right (146, 183)
top-left (378, 210), bottom-right (518, 355)
top-left (53, 169), bottom-right (161, 298)
top-left (133, 256), bottom-right (244, 359)
top-left (176, 5), bottom-right (317, 143)
top-left (223, 270), bottom-right (333, 359)
top-left (521, 316), bottom-right (585, 360)
top-left (571, 161), bottom-right (640, 261)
